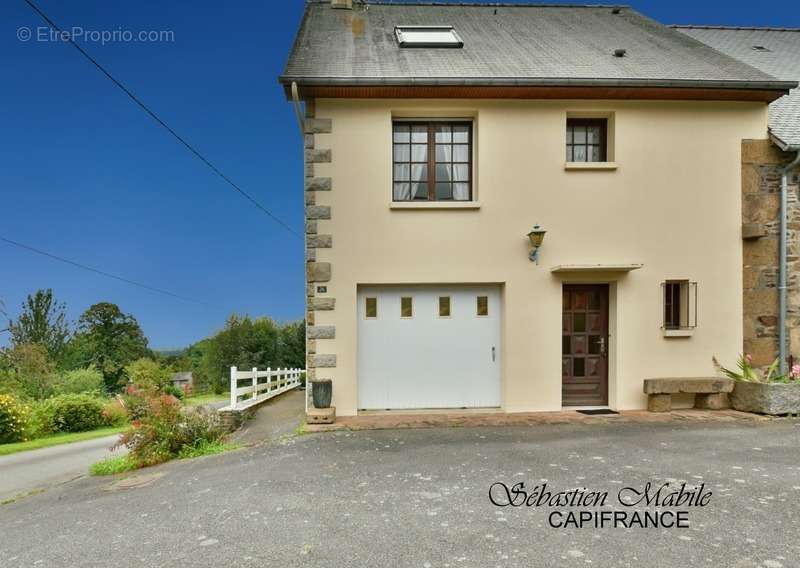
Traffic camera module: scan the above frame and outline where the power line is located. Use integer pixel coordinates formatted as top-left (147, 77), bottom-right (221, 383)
top-left (23, 0), bottom-right (302, 239)
top-left (1, 236), bottom-right (210, 306)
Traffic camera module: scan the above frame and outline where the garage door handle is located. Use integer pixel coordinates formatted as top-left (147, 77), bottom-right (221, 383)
top-left (491, 346), bottom-right (496, 362)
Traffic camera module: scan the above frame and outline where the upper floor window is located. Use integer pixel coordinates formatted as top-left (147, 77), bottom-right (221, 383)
top-left (393, 121), bottom-right (472, 202)
top-left (566, 118), bottom-right (607, 163)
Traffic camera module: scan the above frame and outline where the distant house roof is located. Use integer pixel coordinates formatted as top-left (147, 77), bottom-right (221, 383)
top-left (675, 26), bottom-right (800, 149)
top-left (171, 372), bottom-right (193, 383)
top-left (280, 2), bottom-right (794, 100)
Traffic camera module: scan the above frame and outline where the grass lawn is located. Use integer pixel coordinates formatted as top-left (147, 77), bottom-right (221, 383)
top-left (0, 426), bottom-right (126, 457)
top-left (90, 440), bottom-right (242, 476)
top-left (184, 392), bottom-right (229, 407)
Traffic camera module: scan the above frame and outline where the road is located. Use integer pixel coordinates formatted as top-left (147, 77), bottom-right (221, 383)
top-left (1, 419), bottom-right (799, 567)
top-left (0, 434), bottom-right (122, 502)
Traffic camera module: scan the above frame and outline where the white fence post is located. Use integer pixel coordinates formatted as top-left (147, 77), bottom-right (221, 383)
top-left (251, 367), bottom-right (258, 401)
top-left (266, 367), bottom-right (272, 393)
top-left (230, 366), bottom-right (237, 409)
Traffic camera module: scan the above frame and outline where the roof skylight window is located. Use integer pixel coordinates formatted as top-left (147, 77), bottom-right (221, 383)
top-left (395, 26), bottom-right (463, 48)
top-left (751, 45), bottom-right (772, 52)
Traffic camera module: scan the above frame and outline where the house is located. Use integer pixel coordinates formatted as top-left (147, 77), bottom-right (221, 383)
top-left (281, 1), bottom-right (796, 416)
top-left (170, 371), bottom-right (195, 395)
top-left (673, 26), bottom-right (800, 372)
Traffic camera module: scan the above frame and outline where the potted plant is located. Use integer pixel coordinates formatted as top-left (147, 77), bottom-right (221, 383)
top-left (713, 354), bottom-right (800, 415)
top-left (311, 378), bottom-right (332, 409)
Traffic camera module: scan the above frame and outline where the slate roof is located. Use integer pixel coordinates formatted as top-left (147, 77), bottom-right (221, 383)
top-left (281, 2), bottom-right (794, 93)
top-left (675, 26), bottom-right (800, 149)
top-left (171, 372), bottom-right (193, 383)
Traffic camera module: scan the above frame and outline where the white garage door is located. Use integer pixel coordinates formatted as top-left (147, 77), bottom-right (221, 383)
top-left (357, 285), bottom-right (501, 410)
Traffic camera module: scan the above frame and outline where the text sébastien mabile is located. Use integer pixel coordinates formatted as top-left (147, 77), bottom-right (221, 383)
top-left (489, 481), bottom-right (712, 529)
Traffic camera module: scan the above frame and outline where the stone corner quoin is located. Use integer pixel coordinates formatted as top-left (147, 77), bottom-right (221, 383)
top-left (304, 101), bottom-right (336, 407)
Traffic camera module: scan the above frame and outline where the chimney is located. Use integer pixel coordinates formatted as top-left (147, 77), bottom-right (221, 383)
top-left (331, 0), bottom-right (353, 9)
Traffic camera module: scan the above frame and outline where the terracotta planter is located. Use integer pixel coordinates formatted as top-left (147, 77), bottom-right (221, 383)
top-left (730, 382), bottom-right (800, 415)
top-left (312, 379), bottom-right (332, 408)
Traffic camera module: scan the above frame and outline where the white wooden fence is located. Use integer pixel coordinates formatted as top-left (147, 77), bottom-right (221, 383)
top-left (226, 366), bottom-right (304, 411)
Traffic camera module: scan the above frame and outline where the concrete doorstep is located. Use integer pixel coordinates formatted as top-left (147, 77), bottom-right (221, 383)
top-left (305, 408), bottom-right (773, 432)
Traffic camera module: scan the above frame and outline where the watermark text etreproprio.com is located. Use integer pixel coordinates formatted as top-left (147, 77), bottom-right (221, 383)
top-left (17, 26), bottom-right (174, 45)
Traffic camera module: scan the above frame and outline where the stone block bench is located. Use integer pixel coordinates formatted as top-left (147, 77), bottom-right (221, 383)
top-left (643, 377), bottom-right (734, 412)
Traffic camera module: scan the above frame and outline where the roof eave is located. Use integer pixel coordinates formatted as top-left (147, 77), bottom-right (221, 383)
top-left (279, 75), bottom-right (797, 91)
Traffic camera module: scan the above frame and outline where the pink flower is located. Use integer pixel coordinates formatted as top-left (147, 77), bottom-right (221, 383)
top-left (791, 364), bottom-right (800, 380)
top-left (745, 354), bottom-right (753, 364)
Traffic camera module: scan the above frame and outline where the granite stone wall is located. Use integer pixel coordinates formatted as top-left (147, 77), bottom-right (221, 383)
top-left (742, 139), bottom-right (800, 368)
top-left (303, 99), bottom-right (336, 409)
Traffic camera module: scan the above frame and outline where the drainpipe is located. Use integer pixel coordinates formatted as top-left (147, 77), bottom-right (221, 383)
top-left (290, 82), bottom-right (305, 136)
top-left (779, 149), bottom-right (800, 375)
top-left (290, 81), bottom-right (307, 414)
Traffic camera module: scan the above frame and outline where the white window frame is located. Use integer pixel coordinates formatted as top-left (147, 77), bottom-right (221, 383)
top-left (395, 26), bottom-right (463, 48)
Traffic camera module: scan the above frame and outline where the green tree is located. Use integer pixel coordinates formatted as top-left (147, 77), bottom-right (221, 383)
top-left (2, 343), bottom-right (57, 400)
top-left (196, 316), bottom-right (305, 393)
top-left (277, 320), bottom-right (305, 368)
top-left (199, 315), bottom-right (281, 393)
top-left (0, 299), bottom-right (8, 334)
top-left (125, 358), bottom-right (170, 391)
top-left (8, 289), bottom-right (70, 361)
top-left (53, 366), bottom-right (104, 395)
top-left (70, 303), bottom-right (149, 392)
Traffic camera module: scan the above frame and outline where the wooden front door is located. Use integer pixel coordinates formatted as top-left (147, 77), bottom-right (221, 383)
top-left (562, 284), bottom-right (609, 406)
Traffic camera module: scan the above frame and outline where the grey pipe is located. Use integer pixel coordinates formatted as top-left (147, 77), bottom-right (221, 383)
top-left (290, 82), bottom-right (305, 136)
top-left (779, 150), bottom-right (800, 375)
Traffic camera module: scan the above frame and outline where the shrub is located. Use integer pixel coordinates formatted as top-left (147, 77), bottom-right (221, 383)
top-left (116, 395), bottom-right (225, 467)
top-left (54, 367), bottom-right (104, 395)
top-left (163, 383), bottom-right (185, 400)
top-left (27, 403), bottom-right (54, 438)
top-left (118, 385), bottom-right (151, 421)
top-left (37, 394), bottom-right (107, 433)
top-left (0, 394), bottom-right (30, 443)
top-left (101, 398), bottom-right (128, 426)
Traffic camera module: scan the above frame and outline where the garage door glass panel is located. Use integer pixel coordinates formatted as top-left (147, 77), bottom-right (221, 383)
top-left (477, 296), bottom-right (488, 316)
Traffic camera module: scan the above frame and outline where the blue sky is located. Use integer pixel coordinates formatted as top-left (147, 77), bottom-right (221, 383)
top-left (2, 1), bottom-right (798, 350)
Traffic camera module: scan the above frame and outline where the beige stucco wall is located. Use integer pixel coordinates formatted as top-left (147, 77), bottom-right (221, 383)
top-left (309, 99), bottom-right (768, 416)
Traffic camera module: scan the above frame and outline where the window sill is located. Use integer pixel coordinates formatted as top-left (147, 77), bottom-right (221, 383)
top-left (390, 201), bottom-right (481, 210)
top-left (564, 162), bottom-right (618, 171)
top-left (662, 329), bottom-right (694, 338)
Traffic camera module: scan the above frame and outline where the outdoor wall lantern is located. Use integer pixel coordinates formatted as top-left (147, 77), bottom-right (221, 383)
top-left (527, 224), bottom-right (547, 264)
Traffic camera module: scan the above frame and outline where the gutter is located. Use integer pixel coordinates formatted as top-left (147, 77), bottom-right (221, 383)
top-left (779, 148), bottom-right (800, 374)
top-left (279, 75), bottom-right (798, 92)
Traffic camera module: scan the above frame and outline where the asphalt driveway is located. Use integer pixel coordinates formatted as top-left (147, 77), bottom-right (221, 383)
top-left (0, 434), bottom-right (124, 502)
top-left (1, 420), bottom-right (799, 567)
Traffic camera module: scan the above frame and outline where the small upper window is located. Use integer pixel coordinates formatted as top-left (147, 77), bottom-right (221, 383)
top-left (395, 26), bottom-right (463, 48)
top-left (439, 296), bottom-right (451, 317)
top-left (566, 118), bottom-right (608, 163)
